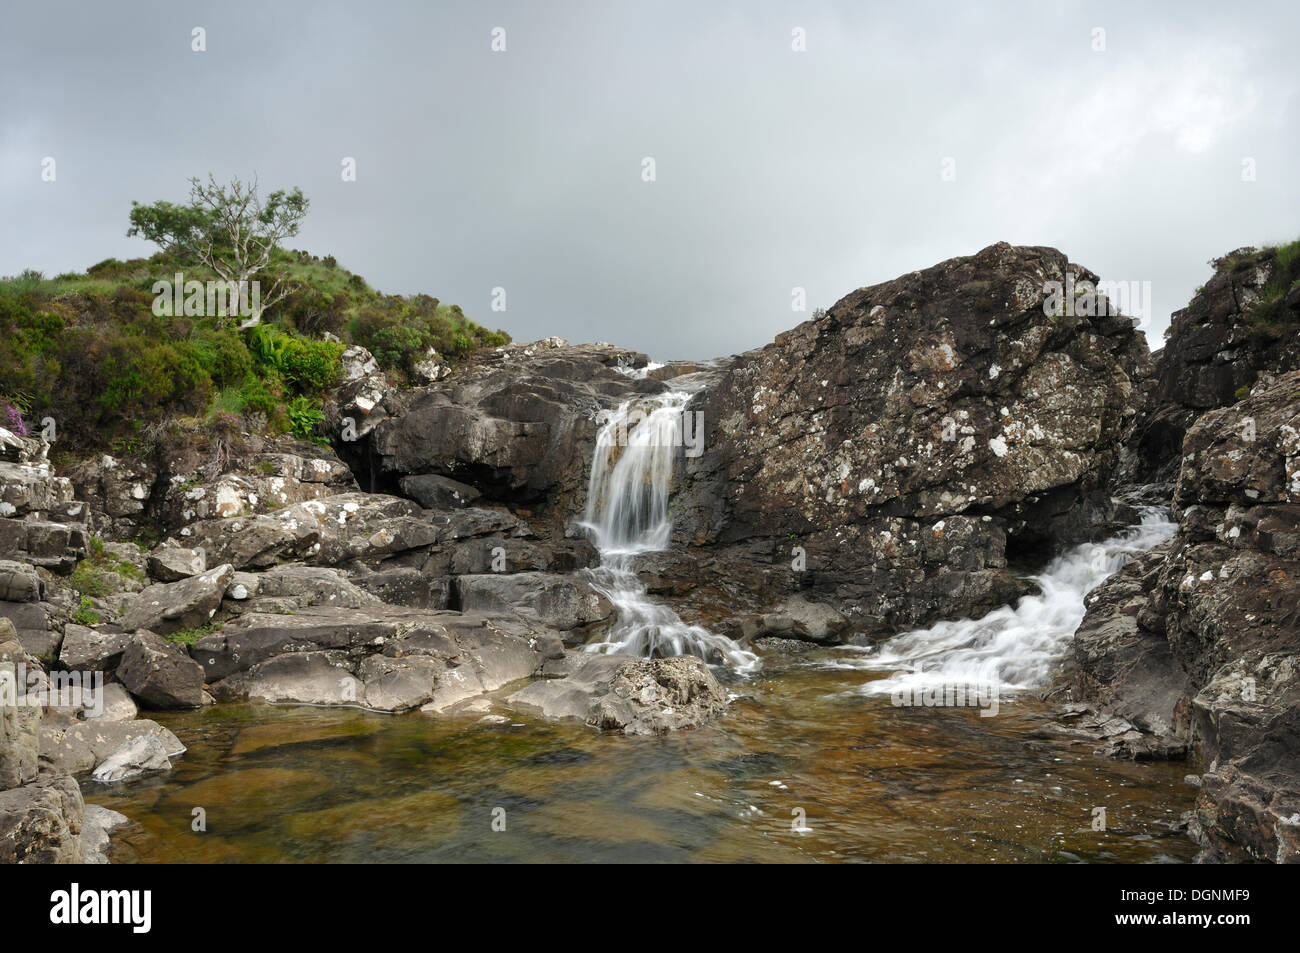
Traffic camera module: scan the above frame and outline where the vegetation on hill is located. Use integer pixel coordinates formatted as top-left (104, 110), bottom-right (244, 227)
top-left (0, 177), bottom-right (509, 461)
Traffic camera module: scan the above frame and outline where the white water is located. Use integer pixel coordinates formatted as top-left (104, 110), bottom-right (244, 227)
top-left (581, 391), bottom-right (760, 672)
top-left (830, 508), bottom-right (1176, 697)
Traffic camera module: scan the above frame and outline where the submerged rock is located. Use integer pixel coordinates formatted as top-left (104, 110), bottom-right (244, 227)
top-left (508, 653), bottom-right (727, 735)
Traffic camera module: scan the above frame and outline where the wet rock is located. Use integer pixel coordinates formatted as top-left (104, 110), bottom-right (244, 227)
top-left (90, 733), bottom-right (172, 783)
top-left (115, 632), bottom-right (206, 709)
top-left (81, 804), bottom-right (129, 864)
top-left (508, 653), bottom-right (727, 734)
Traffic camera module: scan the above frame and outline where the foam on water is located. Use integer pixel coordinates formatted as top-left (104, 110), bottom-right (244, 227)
top-left (833, 508), bottom-right (1176, 697)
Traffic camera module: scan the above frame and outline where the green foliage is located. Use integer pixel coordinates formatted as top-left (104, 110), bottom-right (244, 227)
top-left (1, 222), bottom-right (506, 456)
top-left (72, 596), bottom-right (101, 626)
top-left (70, 560), bottom-right (116, 598)
top-left (166, 622), bottom-right (222, 646)
top-left (1234, 385), bottom-right (1252, 401)
top-left (286, 394), bottom-right (324, 440)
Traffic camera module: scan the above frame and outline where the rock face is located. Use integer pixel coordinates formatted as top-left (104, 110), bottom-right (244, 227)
top-left (349, 340), bottom-right (656, 529)
top-left (1070, 369), bottom-right (1300, 862)
top-left (1126, 245), bottom-right (1300, 485)
top-left (0, 775), bottom-right (84, 863)
top-left (666, 242), bottom-right (1147, 633)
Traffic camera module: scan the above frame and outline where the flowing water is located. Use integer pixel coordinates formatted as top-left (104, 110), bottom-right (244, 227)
top-left (579, 391), bottom-right (759, 670)
top-left (87, 393), bottom-right (1200, 863)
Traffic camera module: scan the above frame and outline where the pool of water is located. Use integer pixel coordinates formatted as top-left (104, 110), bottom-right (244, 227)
top-left (89, 647), bottom-right (1198, 863)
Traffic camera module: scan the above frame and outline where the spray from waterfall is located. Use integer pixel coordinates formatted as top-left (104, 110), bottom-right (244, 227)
top-left (581, 391), bottom-right (759, 672)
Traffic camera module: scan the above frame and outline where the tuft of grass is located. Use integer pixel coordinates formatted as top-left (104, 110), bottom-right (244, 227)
top-left (166, 622), bottom-right (222, 645)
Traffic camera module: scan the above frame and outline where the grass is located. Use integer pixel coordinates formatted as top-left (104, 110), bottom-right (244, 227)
top-left (166, 622), bottom-right (222, 646)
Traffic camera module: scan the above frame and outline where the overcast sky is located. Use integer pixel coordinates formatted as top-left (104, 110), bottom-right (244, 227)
top-left (2, 0), bottom-right (1297, 360)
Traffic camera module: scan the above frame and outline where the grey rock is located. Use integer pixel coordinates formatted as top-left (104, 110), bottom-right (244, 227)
top-left (119, 563), bottom-right (234, 635)
top-left (146, 545), bottom-right (206, 582)
top-left (116, 632), bottom-right (206, 709)
top-left (91, 733), bottom-right (172, 783)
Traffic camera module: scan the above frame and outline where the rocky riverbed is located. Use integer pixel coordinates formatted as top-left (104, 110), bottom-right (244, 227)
top-left (2, 241), bottom-right (1297, 863)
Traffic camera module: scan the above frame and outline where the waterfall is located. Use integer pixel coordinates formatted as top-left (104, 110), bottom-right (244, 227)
top-left (581, 391), bottom-right (760, 672)
top-left (823, 507), bottom-right (1177, 697)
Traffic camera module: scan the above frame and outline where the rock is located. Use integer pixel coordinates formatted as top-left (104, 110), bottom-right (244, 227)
top-left (0, 559), bottom-right (42, 602)
top-left (1072, 367), bottom-right (1300, 862)
top-left (182, 495), bottom-right (436, 569)
top-left (758, 596), bottom-right (850, 645)
top-left (201, 607), bottom-right (546, 712)
top-left (400, 473), bottom-right (482, 509)
top-left (115, 632), bottom-right (206, 709)
top-left (210, 652), bottom-right (363, 707)
top-left (146, 545), bottom-right (206, 582)
top-left (85, 683), bottom-right (137, 722)
top-left (455, 572), bottom-right (614, 639)
top-left (58, 624), bottom-right (129, 671)
top-left (0, 775), bottom-right (84, 863)
top-left (357, 654), bottom-right (442, 712)
top-left (0, 669), bottom-right (41, 787)
top-left (90, 733), bottom-right (172, 783)
top-left (38, 713), bottom-right (185, 777)
top-left (81, 804), bottom-right (129, 864)
top-left (649, 243), bottom-right (1149, 636)
top-left (347, 341), bottom-right (655, 532)
top-left (1127, 245), bottom-right (1300, 484)
top-left (350, 566), bottom-right (449, 609)
top-left (0, 600), bottom-right (61, 659)
top-left (508, 653), bottom-right (727, 734)
top-left (119, 563), bottom-right (234, 634)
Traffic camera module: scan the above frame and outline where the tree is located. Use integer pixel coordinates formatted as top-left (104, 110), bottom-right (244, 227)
top-left (128, 174), bottom-right (309, 328)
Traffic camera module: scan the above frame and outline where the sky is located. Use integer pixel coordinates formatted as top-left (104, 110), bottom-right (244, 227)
top-left (2, 0), bottom-right (1297, 360)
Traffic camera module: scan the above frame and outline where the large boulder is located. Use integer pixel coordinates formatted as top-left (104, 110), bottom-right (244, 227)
top-left (119, 564), bottom-right (234, 635)
top-left (665, 243), bottom-right (1147, 634)
top-left (115, 631), bottom-right (207, 709)
top-left (455, 572), bottom-right (614, 640)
